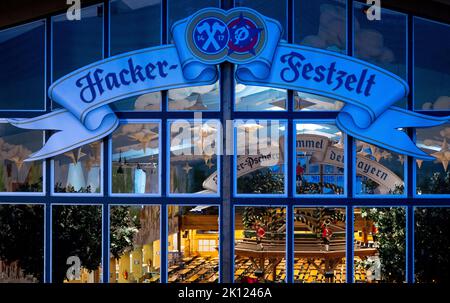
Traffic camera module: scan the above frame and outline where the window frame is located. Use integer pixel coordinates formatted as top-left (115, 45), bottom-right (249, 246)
top-left (0, 0), bottom-right (448, 284)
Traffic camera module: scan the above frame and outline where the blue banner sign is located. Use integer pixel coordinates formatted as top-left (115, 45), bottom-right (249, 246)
top-left (8, 7), bottom-right (448, 161)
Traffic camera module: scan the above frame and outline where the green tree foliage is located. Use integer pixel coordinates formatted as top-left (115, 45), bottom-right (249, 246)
top-left (418, 171), bottom-right (450, 194)
top-left (242, 207), bottom-right (286, 239)
top-left (52, 205), bottom-right (102, 283)
top-left (0, 205), bottom-right (44, 282)
top-left (238, 169), bottom-right (284, 194)
top-left (415, 207), bottom-right (450, 283)
top-left (414, 171), bottom-right (450, 282)
top-left (110, 206), bottom-right (141, 259)
top-left (361, 207), bottom-right (406, 282)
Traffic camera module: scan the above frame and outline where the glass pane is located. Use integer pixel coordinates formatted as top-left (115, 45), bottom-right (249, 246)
top-left (294, 0), bottom-right (347, 54)
top-left (0, 124), bottom-right (43, 193)
top-left (235, 0), bottom-right (287, 39)
top-left (52, 5), bottom-right (103, 82)
top-left (416, 124), bottom-right (450, 195)
top-left (168, 0), bottom-right (218, 42)
top-left (168, 82), bottom-right (220, 111)
top-left (52, 205), bottom-right (102, 283)
top-left (295, 122), bottom-right (345, 195)
top-left (236, 120), bottom-right (286, 195)
top-left (235, 84), bottom-right (286, 111)
top-left (355, 140), bottom-right (405, 195)
top-left (294, 207), bottom-right (346, 283)
top-left (111, 122), bottom-right (160, 195)
top-left (109, 0), bottom-right (162, 112)
top-left (354, 207), bottom-right (406, 283)
top-left (235, 206), bottom-right (286, 283)
top-left (167, 0), bottom-right (220, 112)
top-left (0, 204), bottom-right (44, 282)
top-left (415, 207), bottom-right (450, 283)
top-left (414, 18), bottom-right (450, 110)
top-left (109, 205), bottom-right (160, 283)
top-left (293, 0), bottom-right (346, 111)
top-left (52, 5), bottom-right (103, 110)
top-left (294, 91), bottom-right (344, 111)
top-left (235, 0), bottom-right (287, 111)
top-left (354, 3), bottom-right (407, 107)
top-left (0, 21), bottom-right (45, 110)
top-left (169, 120), bottom-right (220, 195)
top-left (168, 205), bottom-right (219, 283)
top-left (53, 141), bottom-right (102, 194)
top-left (110, 0), bottom-right (161, 55)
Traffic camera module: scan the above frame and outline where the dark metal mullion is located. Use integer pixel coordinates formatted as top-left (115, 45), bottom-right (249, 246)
top-left (406, 13), bottom-right (415, 284)
top-left (345, 0), bottom-right (354, 284)
top-left (100, 1), bottom-right (110, 284)
top-left (160, 0), bottom-right (169, 284)
top-left (286, 0), bottom-right (295, 284)
top-left (44, 14), bottom-right (53, 283)
top-left (220, 0), bottom-right (234, 284)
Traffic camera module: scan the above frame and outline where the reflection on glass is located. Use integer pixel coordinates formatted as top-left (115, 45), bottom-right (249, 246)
top-left (110, 0), bottom-right (161, 55)
top-left (414, 18), bottom-right (450, 110)
top-left (294, 0), bottom-right (347, 54)
top-left (295, 123), bottom-right (344, 195)
top-left (111, 123), bottom-right (160, 195)
top-left (109, 0), bottom-right (162, 111)
top-left (110, 92), bottom-right (161, 112)
top-left (0, 21), bottom-right (45, 110)
top-left (236, 120), bottom-right (286, 195)
top-left (168, 0), bottom-right (218, 41)
top-left (110, 205), bottom-right (160, 283)
top-left (235, 0), bottom-right (287, 39)
top-left (169, 120), bottom-right (219, 195)
top-left (235, 84), bottom-right (286, 111)
top-left (0, 124), bottom-right (43, 193)
top-left (294, 207), bottom-right (346, 283)
top-left (416, 124), bottom-right (450, 195)
top-left (52, 205), bottom-right (102, 283)
top-left (0, 204), bottom-right (44, 283)
top-left (415, 207), bottom-right (450, 283)
top-left (294, 0), bottom-right (346, 112)
top-left (234, 207), bottom-right (286, 283)
top-left (168, 82), bottom-right (220, 111)
top-left (353, 3), bottom-right (407, 107)
top-left (355, 140), bottom-right (404, 195)
top-left (354, 208), bottom-right (405, 283)
top-left (168, 2), bottom-right (220, 110)
top-left (52, 5), bottom-right (103, 81)
top-left (53, 142), bottom-right (102, 194)
top-left (294, 91), bottom-right (344, 111)
top-left (354, 3), bottom-right (407, 79)
top-left (168, 206), bottom-right (219, 283)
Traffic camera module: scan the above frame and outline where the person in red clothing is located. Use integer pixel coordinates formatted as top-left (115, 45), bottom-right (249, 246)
top-left (371, 224), bottom-right (378, 243)
top-left (321, 221), bottom-right (333, 251)
top-left (255, 223), bottom-right (266, 251)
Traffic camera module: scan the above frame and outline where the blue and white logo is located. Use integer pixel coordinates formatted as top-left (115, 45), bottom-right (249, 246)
top-left (193, 18), bottom-right (229, 54)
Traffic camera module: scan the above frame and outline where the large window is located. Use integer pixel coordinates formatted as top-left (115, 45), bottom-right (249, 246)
top-left (0, 0), bottom-right (449, 284)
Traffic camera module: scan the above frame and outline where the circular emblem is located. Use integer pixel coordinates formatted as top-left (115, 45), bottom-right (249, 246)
top-left (192, 17), bottom-right (229, 55)
top-left (227, 13), bottom-right (262, 55)
top-left (185, 8), bottom-right (267, 63)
